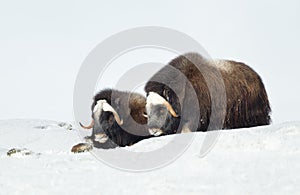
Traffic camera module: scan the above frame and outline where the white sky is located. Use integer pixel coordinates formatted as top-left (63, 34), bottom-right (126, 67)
top-left (0, 0), bottom-right (299, 123)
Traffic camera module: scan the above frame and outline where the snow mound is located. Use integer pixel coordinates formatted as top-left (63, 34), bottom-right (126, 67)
top-left (0, 119), bottom-right (299, 194)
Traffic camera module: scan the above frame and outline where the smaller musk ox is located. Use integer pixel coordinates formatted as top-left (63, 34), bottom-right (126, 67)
top-left (145, 52), bottom-right (271, 136)
top-left (71, 89), bottom-right (151, 152)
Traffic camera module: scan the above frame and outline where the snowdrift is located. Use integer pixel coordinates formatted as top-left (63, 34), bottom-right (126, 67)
top-left (0, 119), bottom-right (299, 194)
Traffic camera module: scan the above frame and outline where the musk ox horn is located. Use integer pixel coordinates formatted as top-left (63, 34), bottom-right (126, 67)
top-left (163, 101), bottom-right (178, 118)
top-left (147, 92), bottom-right (179, 118)
top-left (102, 102), bottom-right (124, 126)
top-left (79, 119), bottom-right (94, 130)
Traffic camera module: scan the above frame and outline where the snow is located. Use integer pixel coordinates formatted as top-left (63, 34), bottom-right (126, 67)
top-left (0, 119), bottom-right (299, 194)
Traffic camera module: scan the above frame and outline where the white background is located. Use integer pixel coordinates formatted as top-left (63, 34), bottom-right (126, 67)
top-left (0, 0), bottom-right (299, 123)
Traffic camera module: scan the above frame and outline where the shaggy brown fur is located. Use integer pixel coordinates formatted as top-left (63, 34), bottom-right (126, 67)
top-left (145, 53), bottom-right (271, 133)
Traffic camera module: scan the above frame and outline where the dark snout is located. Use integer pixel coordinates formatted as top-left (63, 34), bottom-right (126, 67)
top-left (92, 122), bottom-right (109, 144)
top-left (147, 115), bottom-right (166, 136)
top-left (147, 106), bottom-right (180, 136)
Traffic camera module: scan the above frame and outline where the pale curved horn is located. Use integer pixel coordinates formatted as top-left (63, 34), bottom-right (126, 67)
top-left (163, 101), bottom-right (178, 118)
top-left (147, 92), bottom-right (179, 118)
top-left (79, 119), bottom-right (94, 130)
top-left (102, 102), bottom-right (124, 126)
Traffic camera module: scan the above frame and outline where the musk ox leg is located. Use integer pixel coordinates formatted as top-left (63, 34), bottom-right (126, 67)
top-left (181, 123), bottom-right (192, 133)
top-left (179, 115), bottom-right (199, 133)
top-left (180, 121), bottom-right (199, 133)
top-left (71, 143), bottom-right (93, 153)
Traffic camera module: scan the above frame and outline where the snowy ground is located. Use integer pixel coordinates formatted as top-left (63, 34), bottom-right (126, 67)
top-left (0, 119), bottom-right (299, 194)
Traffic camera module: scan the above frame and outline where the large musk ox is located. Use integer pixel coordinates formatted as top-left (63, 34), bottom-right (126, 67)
top-left (71, 89), bottom-right (151, 152)
top-left (145, 52), bottom-right (271, 136)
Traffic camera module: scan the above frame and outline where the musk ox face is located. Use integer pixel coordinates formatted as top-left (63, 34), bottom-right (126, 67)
top-left (77, 89), bottom-right (152, 150)
top-left (92, 112), bottom-right (113, 144)
top-left (80, 99), bottom-right (123, 146)
top-left (146, 92), bottom-right (180, 136)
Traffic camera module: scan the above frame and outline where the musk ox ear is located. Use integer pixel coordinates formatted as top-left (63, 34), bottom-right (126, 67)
top-left (163, 88), bottom-right (170, 101)
top-left (114, 97), bottom-right (120, 106)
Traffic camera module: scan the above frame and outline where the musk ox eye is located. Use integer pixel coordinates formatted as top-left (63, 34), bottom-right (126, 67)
top-left (159, 108), bottom-right (165, 114)
top-left (108, 115), bottom-right (114, 125)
